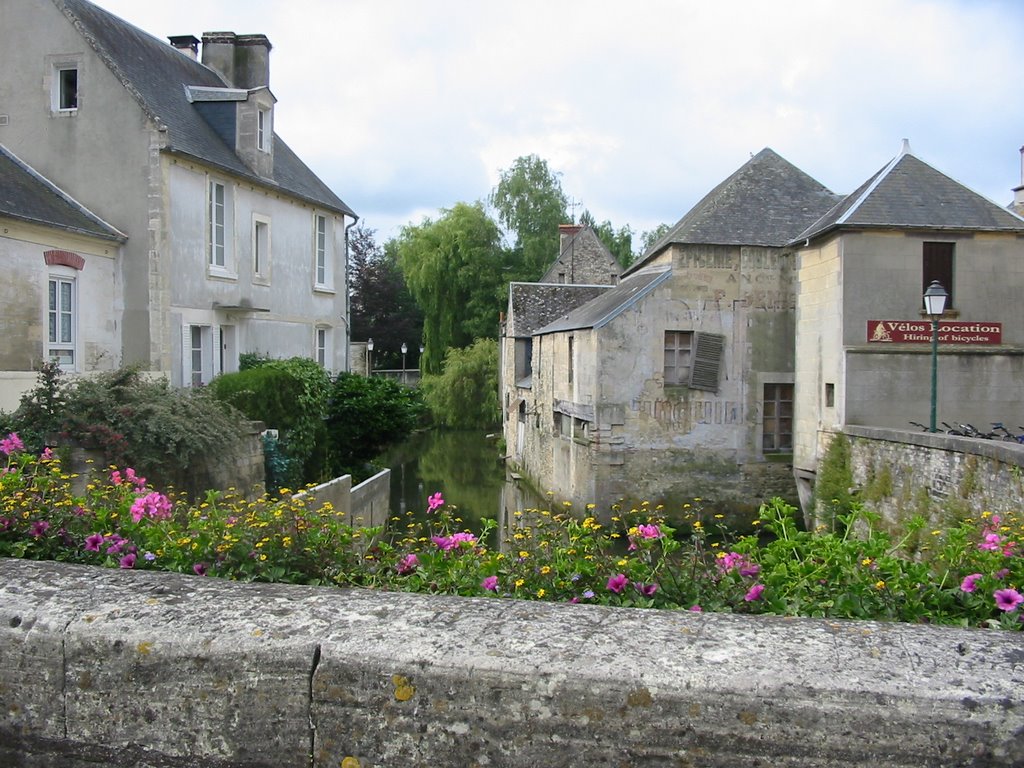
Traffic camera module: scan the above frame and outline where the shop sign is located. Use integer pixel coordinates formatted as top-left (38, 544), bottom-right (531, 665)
top-left (867, 320), bottom-right (1002, 345)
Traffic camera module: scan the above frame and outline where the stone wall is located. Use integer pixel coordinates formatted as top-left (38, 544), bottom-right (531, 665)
top-left (2, 558), bottom-right (1021, 767)
top-left (840, 426), bottom-right (1024, 531)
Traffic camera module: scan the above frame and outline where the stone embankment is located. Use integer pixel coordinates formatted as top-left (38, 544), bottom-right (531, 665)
top-left (1, 558), bottom-right (1021, 767)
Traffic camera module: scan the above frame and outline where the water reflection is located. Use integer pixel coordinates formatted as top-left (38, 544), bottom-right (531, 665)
top-left (382, 429), bottom-right (545, 538)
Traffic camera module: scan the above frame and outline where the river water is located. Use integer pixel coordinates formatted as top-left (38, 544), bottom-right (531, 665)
top-left (382, 429), bottom-right (544, 531)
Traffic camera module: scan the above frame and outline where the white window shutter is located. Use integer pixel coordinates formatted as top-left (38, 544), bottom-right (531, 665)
top-left (181, 324), bottom-right (192, 388)
top-left (212, 326), bottom-right (222, 378)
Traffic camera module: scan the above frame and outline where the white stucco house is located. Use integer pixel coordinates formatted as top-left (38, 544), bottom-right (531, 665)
top-left (0, 0), bottom-right (356, 403)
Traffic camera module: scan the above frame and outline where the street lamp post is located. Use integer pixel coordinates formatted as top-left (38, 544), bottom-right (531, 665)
top-left (923, 281), bottom-right (948, 433)
top-left (366, 338), bottom-right (374, 376)
top-left (401, 342), bottom-right (408, 384)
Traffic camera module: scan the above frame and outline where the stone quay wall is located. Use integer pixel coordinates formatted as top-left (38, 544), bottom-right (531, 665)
top-left (842, 426), bottom-right (1024, 530)
top-left (2, 559), bottom-right (1021, 767)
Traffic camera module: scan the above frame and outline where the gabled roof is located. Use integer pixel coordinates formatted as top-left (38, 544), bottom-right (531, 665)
top-left (795, 141), bottom-right (1024, 244)
top-left (534, 268), bottom-right (672, 336)
top-left (54, 0), bottom-right (355, 218)
top-left (539, 225), bottom-right (622, 283)
top-left (627, 148), bottom-right (840, 275)
top-left (508, 283), bottom-right (612, 337)
top-left (0, 144), bottom-right (125, 241)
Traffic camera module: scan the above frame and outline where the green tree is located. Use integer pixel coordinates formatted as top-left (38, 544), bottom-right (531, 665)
top-left (490, 155), bottom-right (568, 281)
top-left (420, 339), bottom-right (500, 428)
top-left (394, 202), bottom-right (505, 375)
top-left (639, 223), bottom-right (672, 256)
top-left (349, 224), bottom-right (423, 369)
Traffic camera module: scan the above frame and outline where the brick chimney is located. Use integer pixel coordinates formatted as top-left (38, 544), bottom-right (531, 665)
top-left (558, 224), bottom-right (582, 254)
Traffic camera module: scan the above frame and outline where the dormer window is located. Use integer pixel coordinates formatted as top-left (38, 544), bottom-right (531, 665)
top-left (257, 107), bottom-right (270, 152)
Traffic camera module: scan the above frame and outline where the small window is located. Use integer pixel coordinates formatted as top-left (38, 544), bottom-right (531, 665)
top-left (257, 108), bottom-right (269, 152)
top-left (253, 216), bottom-right (270, 278)
top-left (763, 383), bottom-right (794, 453)
top-left (56, 66), bottom-right (78, 111)
top-left (314, 214), bottom-right (329, 287)
top-left (923, 242), bottom-right (954, 309)
top-left (48, 277), bottom-right (75, 369)
top-left (825, 382), bottom-right (835, 408)
top-left (209, 181), bottom-right (226, 268)
top-left (315, 327), bottom-right (329, 368)
top-left (190, 325), bottom-right (206, 387)
top-left (567, 335), bottom-right (574, 384)
top-left (664, 331), bottom-right (693, 385)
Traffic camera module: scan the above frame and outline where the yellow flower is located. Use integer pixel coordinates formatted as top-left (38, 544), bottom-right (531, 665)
top-left (519, 550), bottom-right (530, 559)
top-left (931, 530), bottom-right (942, 536)
top-left (540, 565), bottom-right (551, 575)
top-left (861, 558), bottom-right (872, 566)
top-left (875, 580), bottom-right (886, 590)
top-left (617, 558), bottom-right (628, 567)
top-left (536, 588), bottom-right (546, 598)
top-left (514, 579), bottom-right (525, 588)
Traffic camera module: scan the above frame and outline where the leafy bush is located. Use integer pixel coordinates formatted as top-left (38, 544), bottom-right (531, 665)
top-left (210, 358), bottom-right (331, 487)
top-left (2, 364), bottom-right (248, 496)
top-left (324, 372), bottom-right (425, 480)
top-left (420, 339), bottom-right (500, 428)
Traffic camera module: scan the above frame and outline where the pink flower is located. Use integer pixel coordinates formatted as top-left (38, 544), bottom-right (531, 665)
top-left (481, 575), bottom-right (499, 592)
top-left (130, 492), bottom-right (172, 522)
top-left (119, 553), bottom-right (136, 569)
top-left (29, 520), bottom-right (50, 537)
top-left (739, 562), bottom-right (761, 578)
top-left (0, 432), bottom-right (24, 456)
top-left (633, 581), bottom-right (659, 597)
top-left (606, 573), bottom-right (628, 593)
top-left (994, 568), bottom-right (1010, 580)
top-left (427, 492), bottom-right (445, 513)
top-left (994, 588), bottom-right (1024, 612)
top-left (744, 583), bottom-right (765, 602)
top-left (636, 524), bottom-right (662, 539)
top-left (979, 533), bottom-right (1003, 551)
top-left (40, 447), bottom-right (53, 460)
top-left (717, 551), bottom-right (746, 574)
top-left (396, 554), bottom-right (419, 575)
top-left (960, 573), bottom-right (983, 593)
top-left (689, 605), bottom-right (703, 612)
top-left (193, 562), bottom-right (208, 576)
top-left (84, 533), bottom-right (104, 552)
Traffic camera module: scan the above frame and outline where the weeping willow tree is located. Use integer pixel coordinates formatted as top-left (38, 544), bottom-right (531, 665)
top-left (394, 202), bottom-right (506, 375)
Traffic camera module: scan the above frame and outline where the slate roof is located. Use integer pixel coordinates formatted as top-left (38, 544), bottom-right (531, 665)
top-left (794, 142), bottom-right (1024, 243)
top-left (0, 144), bottom-right (125, 241)
top-left (626, 148), bottom-right (840, 275)
top-left (534, 268), bottom-right (672, 336)
top-left (54, 0), bottom-right (355, 217)
top-left (508, 283), bottom-right (612, 337)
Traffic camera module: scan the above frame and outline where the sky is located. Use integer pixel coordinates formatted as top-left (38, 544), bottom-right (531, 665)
top-left (98, 0), bottom-right (1024, 249)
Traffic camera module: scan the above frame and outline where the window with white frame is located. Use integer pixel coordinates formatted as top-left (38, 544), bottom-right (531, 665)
top-left (184, 324), bottom-right (220, 387)
top-left (314, 214), bottom-right (330, 288)
top-left (257, 107), bottom-right (270, 152)
top-left (315, 326), bottom-right (329, 368)
top-left (209, 180), bottom-right (227, 269)
top-left (47, 276), bottom-right (76, 369)
top-left (52, 64), bottom-right (78, 112)
top-left (252, 215), bottom-right (270, 279)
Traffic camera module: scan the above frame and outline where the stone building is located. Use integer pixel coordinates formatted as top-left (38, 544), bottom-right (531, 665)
top-left (503, 149), bottom-right (840, 516)
top-left (1, 0), bottom-right (356, 402)
top-left (792, 141), bottom-right (1024, 516)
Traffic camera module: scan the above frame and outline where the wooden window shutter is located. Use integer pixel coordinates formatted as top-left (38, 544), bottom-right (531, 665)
top-left (688, 332), bottom-right (724, 392)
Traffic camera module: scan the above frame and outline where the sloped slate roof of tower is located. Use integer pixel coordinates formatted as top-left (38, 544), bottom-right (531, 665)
top-left (794, 143), bottom-right (1024, 243)
top-left (534, 268), bottom-right (672, 335)
top-left (0, 145), bottom-right (125, 241)
top-left (54, 0), bottom-right (355, 217)
top-left (625, 148), bottom-right (840, 276)
top-left (508, 283), bottom-right (612, 337)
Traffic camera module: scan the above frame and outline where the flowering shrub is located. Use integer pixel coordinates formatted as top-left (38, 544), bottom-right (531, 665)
top-left (0, 436), bottom-right (1021, 629)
